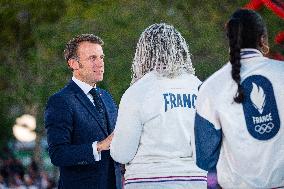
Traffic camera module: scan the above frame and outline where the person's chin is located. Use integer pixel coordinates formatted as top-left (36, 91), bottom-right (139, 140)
top-left (95, 77), bottom-right (103, 82)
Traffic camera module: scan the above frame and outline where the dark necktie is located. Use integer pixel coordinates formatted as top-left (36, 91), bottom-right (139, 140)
top-left (89, 88), bottom-right (109, 134)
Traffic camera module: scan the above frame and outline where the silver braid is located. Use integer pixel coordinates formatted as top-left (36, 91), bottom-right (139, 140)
top-left (131, 23), bottom-right (195, 85)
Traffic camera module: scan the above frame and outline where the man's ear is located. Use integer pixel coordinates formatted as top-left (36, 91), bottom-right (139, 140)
top-left (68, 59), bottom-right (79, 70)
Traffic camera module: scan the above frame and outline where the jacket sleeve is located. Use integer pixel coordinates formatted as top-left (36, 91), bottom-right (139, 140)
top-left (44, 94), bottom-right (96, 167)
top-left (193, 91), bottom-right (222, 171)
top-left (110, 89), bottom-right (142, 164)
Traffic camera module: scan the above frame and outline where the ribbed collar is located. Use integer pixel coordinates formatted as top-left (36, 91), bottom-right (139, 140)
top-left (240, 48), bottom-right (263, 59)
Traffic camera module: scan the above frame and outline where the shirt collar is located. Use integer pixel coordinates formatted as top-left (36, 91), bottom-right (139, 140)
top-left (240, 48), bottom-right (263, 59)
top-left (72, 76), bottom-right (96, 94)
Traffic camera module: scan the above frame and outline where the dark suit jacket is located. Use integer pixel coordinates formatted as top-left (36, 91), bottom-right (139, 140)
top-left (44, 80), bottom-right (122, 189)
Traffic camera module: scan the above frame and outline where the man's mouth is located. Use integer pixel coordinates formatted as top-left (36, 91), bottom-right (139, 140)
top-left (94, 70), bottom-right (104, 73)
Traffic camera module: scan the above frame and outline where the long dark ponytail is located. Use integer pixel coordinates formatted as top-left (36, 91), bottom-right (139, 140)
top-left (226, 9), bottom-right (267, 103)
top-left (227, 18), bottom-right (244, 103)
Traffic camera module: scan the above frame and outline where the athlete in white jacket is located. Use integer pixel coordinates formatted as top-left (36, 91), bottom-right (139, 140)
top-left (110, 23), bottom-right (207, 189)
top-left (194, 9), bottom-right (284, 189)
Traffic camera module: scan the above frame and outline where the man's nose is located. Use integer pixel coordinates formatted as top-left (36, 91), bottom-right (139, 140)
top-left (96, 58), bottom-right (104, 66)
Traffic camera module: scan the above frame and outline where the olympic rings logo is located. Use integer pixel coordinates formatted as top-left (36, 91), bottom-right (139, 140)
top-left (255, 122), bottom-right (274, 134)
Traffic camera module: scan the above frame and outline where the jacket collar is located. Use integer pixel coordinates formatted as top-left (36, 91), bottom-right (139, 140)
top-left (68, 80), bottom-right (109, 136)
top-left (241, 48), bottom-right (263, 59)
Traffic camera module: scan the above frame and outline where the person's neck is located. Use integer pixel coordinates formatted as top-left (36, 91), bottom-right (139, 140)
top-left (73, 75), bottom-right (96, 88)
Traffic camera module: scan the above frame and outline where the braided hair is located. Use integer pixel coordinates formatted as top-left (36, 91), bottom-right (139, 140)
top-left (131, 23), bottom-right (195, 85)
top-left (226, 9), bottom-right (267, 103)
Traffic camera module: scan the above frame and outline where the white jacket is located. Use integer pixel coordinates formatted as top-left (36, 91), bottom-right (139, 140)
top-left (111, 71), bottom-right (206, 186)
top-left (194, 49), bottom-right (284, 189)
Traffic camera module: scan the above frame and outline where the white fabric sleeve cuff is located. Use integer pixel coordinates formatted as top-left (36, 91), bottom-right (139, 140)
top-left (92, 141), bottom-right (101, 161)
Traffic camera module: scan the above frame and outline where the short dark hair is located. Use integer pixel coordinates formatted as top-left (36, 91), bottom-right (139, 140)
top-left (64, 34), bottom-right (104, 62)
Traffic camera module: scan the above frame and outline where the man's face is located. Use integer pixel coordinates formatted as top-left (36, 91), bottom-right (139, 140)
top-left (74, 42), bottom-right (105, 86)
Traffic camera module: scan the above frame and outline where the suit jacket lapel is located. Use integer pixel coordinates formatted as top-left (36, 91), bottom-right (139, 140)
top-left (68, 80), bottom-right (109, 136)
top-left (97, 89), bottom-right (115, 133)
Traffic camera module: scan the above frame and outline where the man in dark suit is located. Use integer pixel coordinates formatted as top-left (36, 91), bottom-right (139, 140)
top-left (44, 34), bottom-right (122, 189)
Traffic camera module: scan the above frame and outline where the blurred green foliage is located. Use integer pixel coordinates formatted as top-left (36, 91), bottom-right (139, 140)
top-left (0, 0), bottom-right (283, 148)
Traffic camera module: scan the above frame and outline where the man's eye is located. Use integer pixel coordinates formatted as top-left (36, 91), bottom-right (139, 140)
top-left (91, 56), bottom-right (97, 61)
